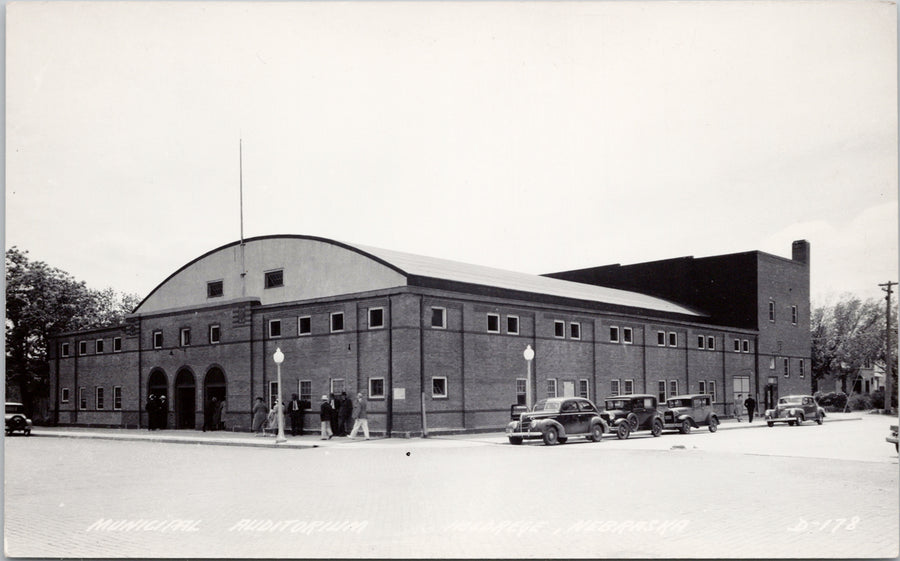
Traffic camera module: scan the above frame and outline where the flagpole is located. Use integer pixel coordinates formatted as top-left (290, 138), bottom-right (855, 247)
top-left (240, 138), bottom-right (246, 298)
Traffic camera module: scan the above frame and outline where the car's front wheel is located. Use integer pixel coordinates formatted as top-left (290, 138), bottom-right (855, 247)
top-left (543, 427), bottom-right (559, 446)
top-left (616, 423), bottom-right (631, 440)
top-left (590, 424), bottom-right (604, 442)
top-left (651, 419), bottom-right (663, 437)
top-left (680, 420), bottom-right (692, 434)
top-left (815, 413), bottom-right (823, 425)
top-left (626, 413), bottom-right (639, 432)
top-left (508, 436), bottom-right (523, 445)
top-left (708, 417), bottom-right (719, 432)
top-left (767, 421), bottom-right (774, 427)
top-left (795, 414), bottom-right (804, 426)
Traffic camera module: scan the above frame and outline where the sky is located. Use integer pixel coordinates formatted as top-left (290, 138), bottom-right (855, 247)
top-left (5, 1), bottom-right (898, 306)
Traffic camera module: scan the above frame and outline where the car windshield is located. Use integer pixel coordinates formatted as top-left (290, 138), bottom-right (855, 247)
top-left (778, 397), bottom-right (802, 405)
top-left (604, 399), bottom-right (630, 410)
top-left (531, 399), bottom-right (561, 413)
top-left (667, 399), bottom-right (691, 408)
top-left (6, 404), bottom-right (24, 414)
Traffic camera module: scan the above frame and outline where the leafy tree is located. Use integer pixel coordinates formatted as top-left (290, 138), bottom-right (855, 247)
top-left (5, 247), bottom-right (141, 420)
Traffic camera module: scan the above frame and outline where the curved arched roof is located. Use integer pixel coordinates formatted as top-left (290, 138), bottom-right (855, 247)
top-left (134, 234), bottom-right (701, 317)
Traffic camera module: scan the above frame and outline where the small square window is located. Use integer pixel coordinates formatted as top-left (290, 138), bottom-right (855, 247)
top-left (610, 380), bottom-right (620, 397)
top-left (698, 335), bottom-right (706, 350)
top-left (152, 331), bottom-right (163, 349)
top-left (669, 380), bottom-right (678, 397)
top-left (209, 325), bottom-right (221, 344)
top-left (61, 343), bottom-right (70, 357)
top-left (113, 386), bottom-right (122, 410)
top-left (207, 280), bottom-right (223, 298)
top-left (554, 321), bottom-right (565, 338)
top-left (95, 339), bottom-right (104, 354)
top-left (487, 313), bottom-right (500, 333)
top-left (431, 307), bottom-right (447, 329)
top-left (570, 323), bottom-right (581, 340)
top-left (113, 337), bottom-right (122, 352)
top-left (623, 379), bottom-right (634, 395)
top-left (298, 316), bottom-right (311, 336)
top-left (299, 380), bottom-right (312, 403)
top-left (734, 339), bottom-right (741, 352)
top-left (624, 327), bottom-right (634, 344)
top-left (369, 378), bottom-right (385, 399)
top-left (432, 377), bottom-right (448, 398)
top-left (331, 312), bottom-right (344, 333)
top-left (507, 315), bottom-right (519, 335)
top-left (180, 328), bottom-right (191, 347)
top-left (369, 308), bottom-right (384, 329)
top-left (707, 336), bottom-right (715, 350)
top-left (609, 326), bottom-right (619, 343)
top-left (659, 331), bottom-right (667, 346)
top-left (742, 339), bottom-right (750, 353)
top-left (668, 332), bottom-right (676, 347)
top-left (547, 378), bottom-right (558, 398)
top-left (61, 388), bottom-right (70, 403)
top-left (269, 319), bottom-right (282, 338)
top-left (79, 341), bottom-right (88, 355)
top-left (265, 270), bottom-right (284, 289)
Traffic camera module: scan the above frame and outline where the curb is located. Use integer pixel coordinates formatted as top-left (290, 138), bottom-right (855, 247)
top-left (30, 431), bottom-right (321, 450)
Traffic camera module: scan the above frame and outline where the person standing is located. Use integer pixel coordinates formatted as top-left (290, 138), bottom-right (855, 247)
top-left (251, 397), bottom-right (268, 436)
top-left (157, 395), bottom-right (168, 429)
top-left (288, 393), bottom-right (303, 436)
top-left (734, 394), bottom-right (743, 422)
top-left (348, 392), bottom-right (370, 440)
top-left (339, 391), bottom-right (353, 436)
top-left (744, 395), bottom-right (757, 423)
top-left (146, 394), bottom-right (157, 431)
top-left (319, 395), bottom-right (334, 440)
top-left (329, 393), bottom-right (341, 436)
top-left (203, 396), bottom-right (217, 432)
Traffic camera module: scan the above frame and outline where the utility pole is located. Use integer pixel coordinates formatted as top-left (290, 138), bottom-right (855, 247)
top-left (879, 281), bottom-right (897, 415)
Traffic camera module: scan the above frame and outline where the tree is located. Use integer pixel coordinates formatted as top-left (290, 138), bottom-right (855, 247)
top-left (5, 247), bottom-right (141, 420)
top-left (811, 294), bottom-right (897, 397)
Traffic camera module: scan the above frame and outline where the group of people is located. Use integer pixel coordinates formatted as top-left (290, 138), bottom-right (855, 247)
top-left (735, 394), bottom-right (758, 423)
top-left (145, 394), bottom-right (168, 430)
top-left (320, 391), bottom-right (369, 440)
top-left (203, 396), bottom-right (225, 432)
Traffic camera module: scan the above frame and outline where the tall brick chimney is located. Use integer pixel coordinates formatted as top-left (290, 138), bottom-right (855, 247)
top-left (792, 239), bottom-right (810, 265)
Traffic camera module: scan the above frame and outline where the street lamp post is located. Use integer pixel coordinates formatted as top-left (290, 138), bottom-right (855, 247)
top-left (524, 344), bottom-right (535, 411)
top-left (273, 347), bottom-right (287, 444)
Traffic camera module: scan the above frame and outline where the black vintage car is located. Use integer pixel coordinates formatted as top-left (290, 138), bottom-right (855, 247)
top-left (506, 397), bottom-right (608, 445)
top-left (662, 394), bottom-right (720, 433)
top-left (5, 402), bottom-right (32, 436)
top-left (600, 394), bottom-right (664, 439)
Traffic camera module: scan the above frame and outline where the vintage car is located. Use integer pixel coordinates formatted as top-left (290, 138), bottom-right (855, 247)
top-left (5, 402), bottom-right (32, 436)
top-left (506, 397), bottom-right (608, 445)
top-left (661, 394), bottom-right (719, 433)
top-left (764, 395), bottom-right (825, 427)
top-left (600, 394), bottom-right (664, 439)
top-left (887, 425), bottom-right (898, 453)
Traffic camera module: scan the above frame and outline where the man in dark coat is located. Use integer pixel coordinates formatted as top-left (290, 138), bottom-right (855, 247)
top-left (287, 393), bottom-right (304, 436)
top-left (744, 395), bottom-right (758, 423)
top-left (339, 391), bottom-right (353, 436)
top-left (146, 395), bottom-right (157, 431)
top-left (329, 393), bottom-right (341, 436)
top-left (319, 395), bottom-right (333, 440)
top-left (157, 395), bottom-right (168, 429)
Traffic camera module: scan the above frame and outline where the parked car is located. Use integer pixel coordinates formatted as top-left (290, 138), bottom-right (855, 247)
top-left (506, 397), bottom-right (608, 445)
top-left (887, 424), bottom-right (898, 453)
top-left (600, 394), bottom-right (664, 439)
top-left (5, 402), bottom-right (32, 436)
top-left (662, 394), bottom-right (719, 433)
top-left (764, 395), bottom-right (825, 427)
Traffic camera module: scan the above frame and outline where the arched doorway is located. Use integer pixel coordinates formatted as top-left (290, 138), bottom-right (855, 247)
top-left (147, 370), bottom-right (168, 429)
top-left (175, 368), bottom-right (196, 430)
top-left (204, 367), bottom-right (227, 430)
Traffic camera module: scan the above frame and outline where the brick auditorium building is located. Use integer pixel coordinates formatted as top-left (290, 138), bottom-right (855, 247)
top-left (48, 235), bottom-right (812, 435)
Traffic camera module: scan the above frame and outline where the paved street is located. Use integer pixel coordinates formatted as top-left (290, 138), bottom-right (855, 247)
top-left (5, 414), bottom-right (898, 558)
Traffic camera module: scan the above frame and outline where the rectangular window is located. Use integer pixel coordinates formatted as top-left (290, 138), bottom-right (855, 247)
top-left (708, 381), bottom-right (716, 401)
top-left (610, 379), bottom-right (620, 397)
top-left (699, 381), bottom-right (706, 394)
top-left (61, 388), bottom-right (70, 403)
top-left (623, 379), bottom-right (634, 395)
top-left (209, 324), bottom-right (221, 344)
top-left (299, 380), bottom-right (312, 403)
top-left (734, 339), bottom-right (741, 352)
top-left (578, 379), bottom-right (589, 399)
top-left (669, 380), bottom-right (678, 397)
top-left (265, 269), bottom-right (284, 289)
top-left (153, 331), bottom-right (163, 349)
top-left (331, 312), bottom-right (344, 333)
top-left (742, 339), bottom-right (750, 353)
top-left (298, 316), bottom-right (311, 335)
top-left (623, 327), bottom-right (633, 344)
top-left (799, 359), bottom-right (806, 378)
top-left (668, 331), bottom-right (677, 347)
top-left (570, 322), bottom-right (581, 340)
top-left (769, 356), bottom-right (776, 370)
top-left (768, 300), bottom-right (776, 322)
top-left (368, 308), bottom-right (384, 329)
top-left (180, 328), bottom-right (191, 347)
top-left (516, 378), bottom-right (527, 404)
top-left (79, 387), bottom-right (87, 410)
top-left (609, 326), bottom-right (619, 343)
top-left (547, 378), bottom-right (558, 398)
top-left (507, 315), bottom-right (519, 335)
top-left (431, 307), bottom-right (447, 329)
top-left (659, 331), bottom-right (667, 346)
top-left (269, 319), bottom-right (282, 338)
top-left (330, 378), bottom-right (345, 394)
top-left (95, 387), bottom-right (105, 410)
top-left (95, 339), bottom-right (104, 354)
top-left (61, 343), bottom-right (70, 357)
top-left (79, 341), bottom-right (88, 355)
top-left (791, 305), bottom-right (798, 325)
top-left (207, 280), bottom-right (223, 298)
top-left (783, 358), bottom-right (790, 378)
top-left (113, 386), bottom-right (122, 410)
top-left (698, 335), bottom-right (706, 350)
top-left (269, 381), bottom-right (279, 407)
top-left (486, 313), bottom-right (500, 333)
top-left (553, 320), bottom-right (565, 338)
top-left (707, 336), bottom-right (715, 351)
top-left (113, 337), bottom-right (122, 352)
top-left (369, 378), bottom-right (385, 399)
top-left (432, 377), bottom-right (448, 399)
top-left (658, 380), bottom-right (666, 403)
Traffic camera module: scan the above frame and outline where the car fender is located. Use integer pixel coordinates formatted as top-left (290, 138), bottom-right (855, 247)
top-left (591, 417), bottom-right (609, 433)
top-left (534, 418), bottom-right (566, 437)
top-left (611, 417), bottom-right (630, 427)
top-left (708, 414), bottom-right (719, 425)
top-left (677, 414), bottom-right (699, 428)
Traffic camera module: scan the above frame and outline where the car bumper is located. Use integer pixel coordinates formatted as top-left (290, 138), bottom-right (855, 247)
top-left (506, 428), bottom-right (543, 439)
top-left (887, 435), bottom-right (898, 445)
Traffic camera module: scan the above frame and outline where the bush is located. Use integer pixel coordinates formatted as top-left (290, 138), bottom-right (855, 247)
top-left (817, 391), bottom-right (848, 410)
top-left (848, 394), bottom-right (873, 411)
top-left (871, 388), bottom-right (885, 409)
